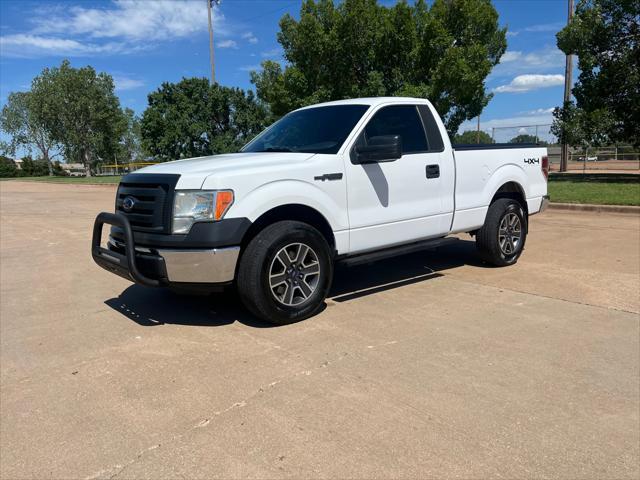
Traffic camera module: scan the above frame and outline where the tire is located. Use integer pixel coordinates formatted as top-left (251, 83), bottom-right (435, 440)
top-left (476, 198), bottom-right (527, 267)
top-left (237, 220), bottom-right (333, 325)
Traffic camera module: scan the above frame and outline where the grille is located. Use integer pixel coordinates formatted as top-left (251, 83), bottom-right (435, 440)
top-left (115, 174), bottom-right (180, 233)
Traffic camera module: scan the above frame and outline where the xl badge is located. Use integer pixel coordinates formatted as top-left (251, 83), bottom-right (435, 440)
top-left (122, 196), bottom-right (136, 212)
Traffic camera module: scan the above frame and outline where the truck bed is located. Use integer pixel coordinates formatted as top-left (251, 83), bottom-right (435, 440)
top-left (451, 144), bottom-right (548, 233)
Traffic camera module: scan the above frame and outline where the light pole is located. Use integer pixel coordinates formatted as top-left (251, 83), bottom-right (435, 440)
top-left (560, 0), bottom-right (575, 172)
top-left (207, 0), bottom-right (221, 85)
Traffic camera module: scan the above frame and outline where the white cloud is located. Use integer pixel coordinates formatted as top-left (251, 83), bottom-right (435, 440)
top-left (0, 0), bottom-right (228, 58)
top-left (242, 32), bottom-right (258, 44)
top-left (521, 107), bottom-right (555, 115)
top-left (492, 47), bottom-right (565, 78)
top-left (261, 48), bottom-right (282, 58)
top-left (238, 65), bottom-right (260, 72)
top-left (0, 34), bottom-right (132, 57)
top-left (522, 22), bottom-right (564, 33)
top-left (114, 75), bottom-right (144, 91)
top-left (217, 39), bottom-right (238, 49)
top-left (494, 74), bottom-right (564, 93)
top-left (500, 51), bottom-right (522, 62)
top-left (33, 0), bottom-right (226, 41)
top-left (507, 22), bottom-right (565, 37)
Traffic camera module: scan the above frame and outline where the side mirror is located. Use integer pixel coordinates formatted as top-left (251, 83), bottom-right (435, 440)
top-left (354, 135), bottom-right (402, 164)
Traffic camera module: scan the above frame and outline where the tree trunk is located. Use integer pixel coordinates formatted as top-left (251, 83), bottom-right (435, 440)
top-left (84, 150), bottom-right (92, 177)
top-left (44, 152), bottom-right (53, 176)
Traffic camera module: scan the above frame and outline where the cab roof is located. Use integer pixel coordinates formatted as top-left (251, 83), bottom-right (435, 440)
top-left (296, 97), bottom-right (431, 111)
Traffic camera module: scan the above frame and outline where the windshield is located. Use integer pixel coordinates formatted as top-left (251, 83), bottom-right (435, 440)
top-left (242, 104), bottom-right (369, 154)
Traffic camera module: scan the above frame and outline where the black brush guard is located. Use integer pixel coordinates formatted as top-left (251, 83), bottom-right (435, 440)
top-left (92, 212), bottom-right (163, 287)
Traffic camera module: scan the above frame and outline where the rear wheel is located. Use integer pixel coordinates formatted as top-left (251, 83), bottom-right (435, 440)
top-left (476, 198), bottom-right (527, 266)
top-left (237, 221), bottom-right (333, 325)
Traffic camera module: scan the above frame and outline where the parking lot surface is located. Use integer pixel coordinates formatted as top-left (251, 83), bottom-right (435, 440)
top-left (1, 181), bottom-right (638, 479)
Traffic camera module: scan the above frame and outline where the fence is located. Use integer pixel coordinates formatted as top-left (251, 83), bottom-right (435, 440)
top-left (490, 124), bottom-right (556, 144)
top-left (489, 124), bottom-right (639, 173)
top-left (557, 147), bottom-right (640, 173)
top-left (96, 162), bottom-right (158, 176)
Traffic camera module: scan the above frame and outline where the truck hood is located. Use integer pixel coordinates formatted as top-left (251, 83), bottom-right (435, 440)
top-left (135, 152), bottom-right (316, 189)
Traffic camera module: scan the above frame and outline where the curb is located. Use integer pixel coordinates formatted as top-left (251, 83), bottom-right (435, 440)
top-left (549, 202), bottom-right (640, 214)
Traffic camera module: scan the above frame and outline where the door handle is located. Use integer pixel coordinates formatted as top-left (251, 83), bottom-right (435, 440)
top-left (426, 164), bottom-right (440, 179)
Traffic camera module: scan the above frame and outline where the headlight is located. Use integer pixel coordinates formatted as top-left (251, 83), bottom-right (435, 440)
top-left (172, 190), bottom-right (234, 234)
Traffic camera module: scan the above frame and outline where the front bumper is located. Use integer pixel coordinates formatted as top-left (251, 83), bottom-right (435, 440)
top-left (92, 212), bottom-right (239, 286)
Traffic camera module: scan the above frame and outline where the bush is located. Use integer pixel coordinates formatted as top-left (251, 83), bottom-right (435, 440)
top-left (20, 156), bottom-right (49, 176)
top-left (52, 161), bottom-right (68, 176)
top-left (0, 156), bottom-right (17, 177)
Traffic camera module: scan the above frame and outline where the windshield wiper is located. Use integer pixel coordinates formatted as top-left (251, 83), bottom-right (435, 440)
top-left (259, 147), bottom-right (294, 153)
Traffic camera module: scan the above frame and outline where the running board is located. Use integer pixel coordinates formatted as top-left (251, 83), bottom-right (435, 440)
top-left (338, 237), bottom-right (459, 267)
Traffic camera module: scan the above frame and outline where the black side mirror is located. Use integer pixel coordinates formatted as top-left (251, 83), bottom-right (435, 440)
top-left (354, 135), bottom-right (402, 164)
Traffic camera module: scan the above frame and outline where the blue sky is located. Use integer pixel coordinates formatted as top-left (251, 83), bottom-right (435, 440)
top-left (0, 0), bottom-right (571, 143)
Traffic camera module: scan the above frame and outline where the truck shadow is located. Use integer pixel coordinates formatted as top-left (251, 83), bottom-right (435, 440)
top-left (105, 237), bottom-right (483, 328)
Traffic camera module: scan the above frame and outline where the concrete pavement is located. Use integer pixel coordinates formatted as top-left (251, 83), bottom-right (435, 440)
top-left (1, 181), bottom-right (638, 479)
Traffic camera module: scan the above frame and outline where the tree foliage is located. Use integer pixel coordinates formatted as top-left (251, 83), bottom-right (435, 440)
top-left (453, 130), bottom-right (494, 144)
top-left (553, 0), bottom-right (640, 146)
top-left (0, 156), bottom-right (17, 178)
top-left (30, 60), bottom-right (125, 176)
top-left (118, 108), bottom-right (144, 164)
top-left (20, 156), bottom-right (50, 176)
top-left (551, 101), bottom-right (616, 148)
top-left (0, 91), bottom-right (59, 175)
top-left (141, 78), bottom-right (269, 161)
top-left (251, 0), bottom-right (506, 135)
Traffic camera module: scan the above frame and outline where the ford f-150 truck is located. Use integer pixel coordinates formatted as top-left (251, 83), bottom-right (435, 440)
top-left (92, 97), bottom-right (549, 324)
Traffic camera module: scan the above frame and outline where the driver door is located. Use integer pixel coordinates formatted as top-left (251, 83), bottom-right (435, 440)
top-left (345, 104), bottom-right (450, 253)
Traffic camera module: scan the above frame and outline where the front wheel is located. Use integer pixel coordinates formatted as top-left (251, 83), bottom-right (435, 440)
top-left (237, 221), bottom-right (333, 325)
top-left (476, 198), bottom-right (527, 266)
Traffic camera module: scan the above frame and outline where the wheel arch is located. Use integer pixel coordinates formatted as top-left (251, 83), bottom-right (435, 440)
top-left (491, 181), bottom-right (528, 216)
top-left (241, 203), bottom-right (336, 253)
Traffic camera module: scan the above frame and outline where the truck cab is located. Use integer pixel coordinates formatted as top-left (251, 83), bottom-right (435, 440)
top-left (93, 97), bottom-right (549, 324)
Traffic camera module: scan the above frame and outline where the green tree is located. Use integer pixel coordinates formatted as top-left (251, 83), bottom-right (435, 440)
top-left (0, 91), bottom-right (60, 176)
top-left (30, 60), bottom-right (126, 176)
top-left (551, 101), bottom-right (615, 148)
top-left (509, 134), bottom-right (547, 145)
top-left (19, 156), bottom-right (49, 176)
top-left (0, 156), bottom-right (17, 178)
top-left (118, 108), bottom-right (143, 165)
top-left (453, 130), bottom-right (494, 144)
top-left (141, 78), bottom-right (269, 161)
top-left (251, 0), bottom-right (506, 135)
top-left (553, 0), bottom-right (639, 146)
top-left (52, 160), bottom-right (68, 176)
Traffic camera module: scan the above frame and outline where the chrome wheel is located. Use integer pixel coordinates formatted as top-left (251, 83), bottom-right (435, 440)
top-left (498, 212), bottom-right (522, 255)
top-left (269, 243), bottom-right (321, 306)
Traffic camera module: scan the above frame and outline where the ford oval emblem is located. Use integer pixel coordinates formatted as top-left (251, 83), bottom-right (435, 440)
top-left (122, 196), bottom-right (136, 212)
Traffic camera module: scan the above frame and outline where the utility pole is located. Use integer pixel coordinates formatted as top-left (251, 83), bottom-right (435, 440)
top-left (207, 0), bottom-right (220, 85)
top-left (560, 0), bottom-right (575, 172)
top-left (476, 115), bottom-right (481, 144)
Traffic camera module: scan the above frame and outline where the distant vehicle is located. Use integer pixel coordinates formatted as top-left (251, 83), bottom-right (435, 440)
top-left (577, 156), bottom-right (598, 162)
top-left (69, 171), bottom-right (85, 177)
top-left (92, 97), bottom-right (549, 324)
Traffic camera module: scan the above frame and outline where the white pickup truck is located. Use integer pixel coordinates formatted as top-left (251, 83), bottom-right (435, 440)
top-left (93, 97), bottom-right (549, 324)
